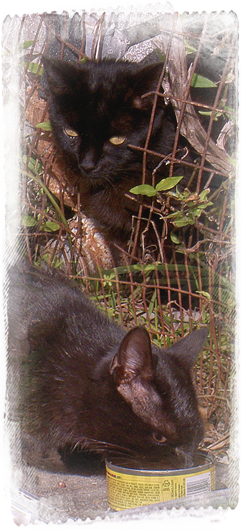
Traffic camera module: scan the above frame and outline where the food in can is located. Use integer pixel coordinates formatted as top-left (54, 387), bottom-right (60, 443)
top-left (106, 450), bottom-right (215, 511)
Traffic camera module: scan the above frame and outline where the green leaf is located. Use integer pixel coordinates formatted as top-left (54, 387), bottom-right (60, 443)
top-left (19, 40), bottom-right (34, 52)
top-left (22, 154), bottom-right (42, 174)
top-left (154, 49), bottom-right (166, 62)
top-left (170, 232), bottom-right (182, 244)
top-left (36, 121), bottom-right (52, 131)
top-left (1, 50), bottom-right (10, 59)
top-left (199, 189), bottom-right (210, 201)
top-left (27, 63), bottom-right (43, 75)
top-left (191, 73), bottom-right (216, 88)
top-left (228, 158), bottom-right (241, 173)
top-left (223, 105), bottom-right (236, 121)
top-left (130, 184), bottom-right (157, 197)
top-left (184, 41), bottom-right (198, 54)
top-left (40, 221), bottom-right (60, 232)
top-left (196, 290), bottom-right (211, 300)
top-left (173, 219), bottom-right (189, 227)
top-left (155, 176), bottom-right (184, 192)
top-left (198, 110), bottom-right (212, 116)
top-left (166, 212), bottom-right (189, 226)
top-left (21, 214), bottom-right (38, 227)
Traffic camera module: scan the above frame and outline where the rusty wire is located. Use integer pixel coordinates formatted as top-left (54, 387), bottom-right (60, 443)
top-left (3, 12), bottom-right (236, 447)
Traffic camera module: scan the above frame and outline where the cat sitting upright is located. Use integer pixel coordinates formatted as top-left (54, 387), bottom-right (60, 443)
top-left (43, 57), bottom-right (192, 259)
top-left (8, 267), bottom-right (208, 469)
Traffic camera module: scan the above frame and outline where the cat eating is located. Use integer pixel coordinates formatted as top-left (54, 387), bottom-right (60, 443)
top-left (43, 57), bottom-right (191, 258)
top-left (8, 267), bottom-right (208, 469)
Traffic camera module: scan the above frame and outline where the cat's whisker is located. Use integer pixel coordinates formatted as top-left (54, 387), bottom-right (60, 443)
top-left (78, 438), bottom-right (136, 456)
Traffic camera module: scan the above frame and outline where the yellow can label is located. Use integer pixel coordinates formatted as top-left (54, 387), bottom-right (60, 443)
top-left (106, 465), bottom-right (215, 511)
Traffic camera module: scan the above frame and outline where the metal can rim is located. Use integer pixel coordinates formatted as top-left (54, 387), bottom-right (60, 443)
top-left (106, 449), bottom-right (215, 477)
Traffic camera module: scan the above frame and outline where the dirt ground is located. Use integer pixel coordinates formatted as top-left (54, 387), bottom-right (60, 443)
top-left (9, 434), bottom-right (231, 525)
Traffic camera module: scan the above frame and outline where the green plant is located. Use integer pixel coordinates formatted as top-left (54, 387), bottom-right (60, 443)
top-left (130, 176), bottom-right (184, 197)
top-left (130, 177), bottom-right (213, 230)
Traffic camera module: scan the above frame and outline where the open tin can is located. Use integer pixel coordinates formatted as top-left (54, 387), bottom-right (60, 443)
top-left (106, 450), bottom-right (215, 511)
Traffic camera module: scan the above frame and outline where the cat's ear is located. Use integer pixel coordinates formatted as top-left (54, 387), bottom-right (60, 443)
top-left (129, 63), bottom-right (165, 110)
top-left (167, 327), bottom-right (208, 368)
top-left (42, 57), bottom-right (74, 96)
top-left (110, 327), bottom-right (153, 384)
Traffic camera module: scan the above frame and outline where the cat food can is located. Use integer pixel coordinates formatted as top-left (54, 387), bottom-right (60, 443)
top-left (106, 450), bottom-right (215, 511)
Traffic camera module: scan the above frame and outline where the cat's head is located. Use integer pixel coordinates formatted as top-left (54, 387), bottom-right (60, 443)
top-left (43, 57), bottom-right (170, 190)
top-left (110, 326), bottom-right (208, 467)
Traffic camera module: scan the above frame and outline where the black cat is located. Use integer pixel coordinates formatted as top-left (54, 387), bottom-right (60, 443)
top-left (8, 267), bottom-right (208, 469)
top-left (43, 57), bottom-right (192, 256)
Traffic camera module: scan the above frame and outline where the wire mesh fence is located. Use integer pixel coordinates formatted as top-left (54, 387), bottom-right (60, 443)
top-left (3, 10), bottom-right (237, 458)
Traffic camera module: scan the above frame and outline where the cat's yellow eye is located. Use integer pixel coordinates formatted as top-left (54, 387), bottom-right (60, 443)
top-left (152, 433), bottom-right (167, 444)
top-left (64, 128), bottom-right (79, 138)
top-left (109, 136), bottom-right (126, 146)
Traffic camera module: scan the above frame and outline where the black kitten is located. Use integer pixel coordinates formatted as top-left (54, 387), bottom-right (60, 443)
top-left (8, 268), bottom-right (208, 468)
top-left (43, 58), bottom-right (191, 254)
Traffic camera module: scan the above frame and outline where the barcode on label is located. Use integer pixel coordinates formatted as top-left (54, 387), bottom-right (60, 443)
top-left (186, 472), bottom-right (211, 496)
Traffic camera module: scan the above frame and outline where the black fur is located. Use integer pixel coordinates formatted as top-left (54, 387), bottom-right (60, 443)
top-left (43, 58), bottom-right (192, 250)
top-left (8, 267), bottom-right (208, 468)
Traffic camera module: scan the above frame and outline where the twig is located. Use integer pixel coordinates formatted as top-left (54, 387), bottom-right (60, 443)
top-left (207, 433), bottom-right (229, 450)
top-left (155, 14), bottom-right (233, 178)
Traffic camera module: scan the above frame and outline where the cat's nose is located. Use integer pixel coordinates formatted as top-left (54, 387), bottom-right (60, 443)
top-left (78, 150), bottom-right (98, 173)
top-left (175, 447), bottom-right (194, 468)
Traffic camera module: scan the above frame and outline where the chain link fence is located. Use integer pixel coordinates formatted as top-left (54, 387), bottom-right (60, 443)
top-left (3, 10), bottom-right (237, 460)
